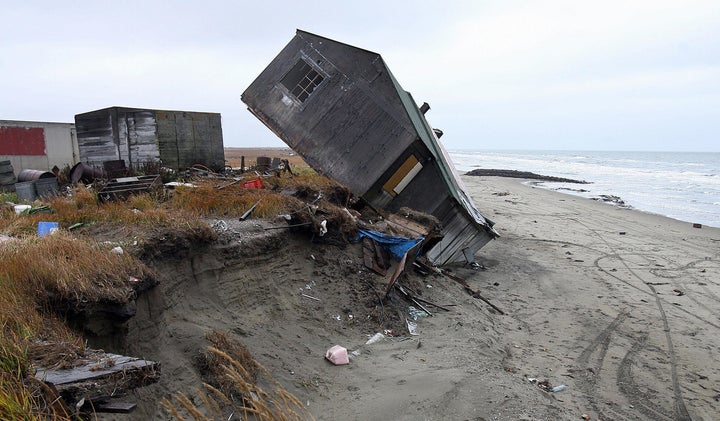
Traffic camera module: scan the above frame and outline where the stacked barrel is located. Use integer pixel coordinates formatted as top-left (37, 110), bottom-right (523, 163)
top-left (14, 170), bottom-right (59, 202)
top-left (0, 160), bottom-right (17, 192)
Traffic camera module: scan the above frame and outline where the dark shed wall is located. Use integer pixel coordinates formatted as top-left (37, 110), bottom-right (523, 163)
top-left (242, 33), bottom-right (417, 195)
top-left (75, 109), bottom-right (119, 163)
top-left (117, 110), bottom-right (159, 166)
top-left (77, 107), bottom-right (224, 171)
top-left (156, 111), bottom-right (224, 171)
top-left (76, 108), bottom-right (159, 166)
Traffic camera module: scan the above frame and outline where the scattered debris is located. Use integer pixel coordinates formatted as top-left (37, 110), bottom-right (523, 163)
top-left (325, 345), bottom-right (349, 365)
top-left (407, 306), bottom-right (430, 320)
top-left (240, 178), bottom-right (264, 189)
top-left (240, 197), bottom-right (264, 221)
top-left (34, 351), bottom-right (159, 412)
top-left (14, 204), bottom-right (31, 214)
top-left (164, 181), bottom-right (197, 189)
top-left (365, 333), bottom-right (385, 345)
top-left (595, 195), bottom-right (627, 207)
top-left (98, 175), bottom-right (162, 202)
top-left (415, 261), bottom-right (505, 315)
top-left (406, 319), bottom-right (419, 336)
top-left (37, 221), bottom-right (59, 237)
top-left (67, 222), bottom-right (85, 231)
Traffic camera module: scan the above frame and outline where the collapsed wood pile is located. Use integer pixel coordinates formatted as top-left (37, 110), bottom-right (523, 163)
top-left (33, 348), bottom-right (159, 416)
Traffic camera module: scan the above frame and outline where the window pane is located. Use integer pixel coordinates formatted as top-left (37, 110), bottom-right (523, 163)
top-left (280, 60), bottom-right (325, 103)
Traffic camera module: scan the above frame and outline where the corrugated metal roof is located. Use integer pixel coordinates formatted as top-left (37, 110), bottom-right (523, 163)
top-left (382, 61), bottom-right (498, 237)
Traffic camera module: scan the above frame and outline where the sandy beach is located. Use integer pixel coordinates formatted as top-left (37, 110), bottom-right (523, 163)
top-left (106, 174), bottom-right (720, 421)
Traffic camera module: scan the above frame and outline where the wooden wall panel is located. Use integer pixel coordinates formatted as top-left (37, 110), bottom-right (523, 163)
top-left (76, 111), bottom-right (119, 164)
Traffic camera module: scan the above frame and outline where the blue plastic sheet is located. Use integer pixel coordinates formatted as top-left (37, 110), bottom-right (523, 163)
top-left (37, 222), bottom-right (59, 237)
top-left (355, 229), bottom-right (424, 260)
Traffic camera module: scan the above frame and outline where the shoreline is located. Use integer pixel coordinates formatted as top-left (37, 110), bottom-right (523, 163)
top-left (451, 150), bottom-right (719, 229)
top-left (464, 167), bottom-right (716, 229)
top-left (522, 178), bottom-right (719, 229)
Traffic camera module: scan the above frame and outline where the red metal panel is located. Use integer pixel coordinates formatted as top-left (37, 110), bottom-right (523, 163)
top-left (0, 126), bottom-right (46, 156)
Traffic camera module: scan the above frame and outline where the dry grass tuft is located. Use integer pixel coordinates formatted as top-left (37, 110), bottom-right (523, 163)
top-left (0, 233), bottom-right (155, 305)
top-left (164, 333), bottom-right (312, 421)
top-left (170, 179), bottom-right (306, 219)
top-left (0, 231), bottom-right (156, 419)
top-left (196, 330), bottom-right (259, 399)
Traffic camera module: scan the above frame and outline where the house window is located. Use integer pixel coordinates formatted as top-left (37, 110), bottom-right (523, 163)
top-left (280, 60), bottom-right (324, 103)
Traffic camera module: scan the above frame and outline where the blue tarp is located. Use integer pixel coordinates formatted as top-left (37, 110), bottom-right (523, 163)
top-left (355, 229), bottom-right (424, 260)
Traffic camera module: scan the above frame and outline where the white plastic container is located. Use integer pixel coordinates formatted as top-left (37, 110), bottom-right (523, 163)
top-left (325, 345), bottom-right (349, 365)
top-left (14, 204), bottom-right (31, 214)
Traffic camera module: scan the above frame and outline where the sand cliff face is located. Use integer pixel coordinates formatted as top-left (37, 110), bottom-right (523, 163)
top-left (92, 175), bottom-right (720, 421)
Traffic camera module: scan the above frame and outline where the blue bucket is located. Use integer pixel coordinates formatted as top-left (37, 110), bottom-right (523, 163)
top-left (38, 222), bottom-right (59, 237)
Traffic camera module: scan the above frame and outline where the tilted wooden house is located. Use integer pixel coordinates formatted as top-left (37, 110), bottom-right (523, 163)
top-left (75, 107), bottom-right (225, 172)
top-left (242, 30), bottom-right (498, 265)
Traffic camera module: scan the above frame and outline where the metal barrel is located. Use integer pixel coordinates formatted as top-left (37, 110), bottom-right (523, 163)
top-left (70, 162), bottom-right (106, 184)
top-left (0, 161), bottom-right (16, 186)
top-left (17, 169), bottom-right (55, 182)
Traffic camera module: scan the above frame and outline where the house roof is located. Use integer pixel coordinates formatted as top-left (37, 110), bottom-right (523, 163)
top-left (385, 67), bottom-right (497, 234)
top-left (75, 106), bottom-right (221, 118)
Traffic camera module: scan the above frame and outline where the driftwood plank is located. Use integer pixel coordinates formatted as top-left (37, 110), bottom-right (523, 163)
top-left (35, 353), bottom-right (158, 385)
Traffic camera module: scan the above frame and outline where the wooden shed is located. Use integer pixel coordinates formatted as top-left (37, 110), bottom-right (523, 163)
top-left (75, 107), bottom-right (225, 172)
top-left (242, 30), bottom-right (498, 265)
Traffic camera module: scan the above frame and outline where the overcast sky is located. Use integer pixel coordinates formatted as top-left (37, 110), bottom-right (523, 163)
top-left (2, 1), bottom-right (719, 152)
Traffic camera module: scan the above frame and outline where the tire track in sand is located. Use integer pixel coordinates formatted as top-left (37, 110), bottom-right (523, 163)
top-left (617, 333), bottom-right (674, 420)
top-left (571, 218), bottom-right (692, 420)
top-left (575, 312), bottom-right (629, 420)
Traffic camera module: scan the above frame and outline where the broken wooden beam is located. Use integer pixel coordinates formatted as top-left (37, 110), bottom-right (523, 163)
top-left (35, 351), bottom-right (160, 408)
top-left (94, 402), bottom-right (137, 413)
top-left (415, 261), bottom-right (505, 315)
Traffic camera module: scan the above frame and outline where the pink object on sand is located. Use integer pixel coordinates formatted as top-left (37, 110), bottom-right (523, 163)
top-left (325, 345), bottom-right (349, 365)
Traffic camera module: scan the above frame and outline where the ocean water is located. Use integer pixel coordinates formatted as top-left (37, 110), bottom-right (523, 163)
top-left (449, 150), bottom-right (720, 228)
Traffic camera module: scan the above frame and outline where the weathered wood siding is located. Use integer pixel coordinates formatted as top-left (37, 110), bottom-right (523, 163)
top-left (77, 107), bottom-right (224, 171)
top-left (414, 195), bottom-right (493, 265)
top-left (75, 109), bottom-right (119, 164)
top-left (156, 111), bottom-right (224, 171)
top-left (242, 33), bottom-right (417, 195)
top-left (117, 110), bottom-right (159, 166)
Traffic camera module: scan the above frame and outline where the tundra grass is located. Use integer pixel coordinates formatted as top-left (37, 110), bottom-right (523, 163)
top-left (1, 174), bottom-right (339, 419)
